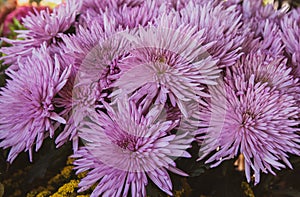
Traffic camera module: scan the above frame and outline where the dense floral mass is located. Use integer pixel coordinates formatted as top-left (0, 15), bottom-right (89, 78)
top-left (73, 98), bottom-right (193, 196)
top-left (0, 0), bottom-right (299, 196)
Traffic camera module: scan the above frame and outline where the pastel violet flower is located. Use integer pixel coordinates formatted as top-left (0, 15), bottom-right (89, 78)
top-left (110, 1), bottom-right (163, 29)
top-left (81, 0), bottom-right (163, 30)
top-left (2, 5), bottom-right (49, 36)
top-left (0, 44), bottom-right (71, 163)
top-left (78, 0), bottom-right (147, 27)
top-left (259, 21), bottom-right (284, 56)
top-left (163, 0), bottom-right (214, 11)
top-left (241, 20), bottom-right (284, 57)
top-left (0, 0), bottom-right (299, 194)
top-left (61, 14), bottom-right (128, 80)
top-left (73, 97), bottom-right (193, 197)
top-left (197, 74), bottom-right (300, 185)
top-left (54, 77), bottom-right (103, 151)
top-left (0, 0), bottom-right (82, 66)
top-left (54, 16), bottom-right (131, 149)
top-left (228, 51), bottom-right (300, 117)
top-left (227, 52), bottom-right (299, 96)
top-left (81, 0), bottom-right (143, 13)
top-left (178, 1), bottom-right (245, 68)
top-left (239, 1), bottom-right (290, 59)
top-left (112, 14), bottom-right (220, 117)
top-left (280, 8), bottom-right (300, 77)
top-left (241, 0), bottom-right (284, 36)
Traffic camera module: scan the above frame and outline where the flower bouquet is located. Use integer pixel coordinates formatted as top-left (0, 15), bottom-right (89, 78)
top-left (0, 0), bottom-right (300, 196)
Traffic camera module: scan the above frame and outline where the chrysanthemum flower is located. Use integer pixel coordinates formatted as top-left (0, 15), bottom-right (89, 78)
top-left (227, 52), bottom-right (298, 95)
top-left (54, 77), bottom-right (102, 151)
top-left (197, 75), bottom-right (300, 184)
top-left (2, 5), bottom-right (49, 36)
top-left (163, 0), bottom-right (214, 11)
top-left (55, 15), bottom-right (130, 149)
top-left (197, 51), bottom-right (300, 183)
top-left (241, 20), bottom-right (284, 57)
top-left (280, 8), bottom-right (300, 77)
top-left (0, 44), bottom-right (71, 163)
top-left (61, 14), bottom-right (128, 77)
top-left (73, 97), bottom-right (193, 196)
top-left (80, 0), bottom-right (163, 29)
top-left (227, 51), bottom-right (300, 117)
top-left (241, 0), bottom-right (284, 35)
top-left (178, 1), bottom-right (244, 67)
top-left (0, 0), bottom-right (82, 66)
top-left (81, 0), bottom-right (143, 12)
top-left (112, 14), bottom-right (220, 117)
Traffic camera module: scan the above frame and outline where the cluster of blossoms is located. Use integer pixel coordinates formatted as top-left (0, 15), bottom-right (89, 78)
top-left (0, 0), bottom-right (300, 196)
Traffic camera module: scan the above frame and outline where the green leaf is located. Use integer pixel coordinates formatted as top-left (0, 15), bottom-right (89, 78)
top-left (12, 18), bottom-right (24, 29)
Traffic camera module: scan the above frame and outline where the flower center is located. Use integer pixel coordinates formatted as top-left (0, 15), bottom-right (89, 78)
top-left (116, 138), bottom-right (135, 151)
top-left (153, 62), bottom-right (170, 84)
top-left (41, 100), bottom-right (53, 117)
top-left (241, 110), bottom-right (256, 128)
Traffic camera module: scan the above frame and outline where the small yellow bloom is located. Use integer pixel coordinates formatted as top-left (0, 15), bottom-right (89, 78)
top-left (48, 165), bottom-right (73, 185)
top-left (61, 166), bottom-right (73, 179)
top-left (77, 171), bottom-right (87, 179)
top-left (66, 157), bottom-right (75, 165)
top-left (51, 179), bottom-right (79, 196)
top-left (26, 186), bottom-right (48, 197)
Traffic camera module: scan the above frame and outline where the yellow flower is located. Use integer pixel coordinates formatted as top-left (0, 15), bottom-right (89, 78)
top-left (66, 157), bottom-right (75, 165)
top-left (61, 166), bottom-right (73, 179)
top-left (51, 180), bottom-right (79, 196)
top-left (48, 166), bottom-right (73, 185)
top-left (77, 171), bottom-right (87, 179)
top-left (26, 186), bottom-right (48, 197)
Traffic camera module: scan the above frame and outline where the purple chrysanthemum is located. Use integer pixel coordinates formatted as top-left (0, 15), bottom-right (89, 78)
top-left (0, 44), bottom-right (71, 163)
top-left (197, 73), bottom-right (300, 184)
top-left (0, 0), bottom-right (82, 66)
top-left (112, 14), bottom-right (220, 117)
top-left (2, 5), bottom-right (49, 36)
top-left (280, 8), bottom-right (300, 77)
top-left (73, 97), bottom-right (193, 196)
top-left (227, 51), bottom-right (300, 117)
top-left (61, 14), bottom-right (128, 77)
top-left (241, 20), bottom-right (284, 57)
top-left (80, 0), bottom-right (163, 30)
top-left (54, 77), bottom-right (103, 151)
top-left (241, 0), bottom-right (284, 35)
top-left (178, 1), bottom-right (244, 67)
top-left (227, 52), bottom-right (298, 95)
top-left (54, 15), bottom-right (129, 148)
top-left (81, 0), bottom-right (143, 13)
